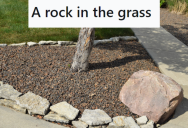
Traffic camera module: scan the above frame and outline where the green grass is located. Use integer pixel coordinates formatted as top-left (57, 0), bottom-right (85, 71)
top-left (0, 0), bottom-right (134, 44)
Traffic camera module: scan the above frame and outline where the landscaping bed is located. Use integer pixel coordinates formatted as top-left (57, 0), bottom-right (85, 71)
top-left (0, 40), bottom-right (160, 127)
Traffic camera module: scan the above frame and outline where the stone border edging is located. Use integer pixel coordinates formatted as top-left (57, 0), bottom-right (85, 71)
top-left (0, 81), bottom-right (156, 128)
top-left (0, 36), bottom-right (137, 47)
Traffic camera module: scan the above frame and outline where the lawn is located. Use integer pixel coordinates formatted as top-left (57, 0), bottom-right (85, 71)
top-left (0, 0), bottom-right (134, 44)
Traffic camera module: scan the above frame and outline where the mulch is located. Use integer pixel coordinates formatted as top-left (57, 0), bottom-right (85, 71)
top-left (0, 40), bottom-right (161, 127)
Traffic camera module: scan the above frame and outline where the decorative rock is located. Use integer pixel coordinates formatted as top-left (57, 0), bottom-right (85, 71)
top-left (15, 91), bottom-right (50, 115)
top-left (0, 99), bottom-right (26, 113)
top-left (80, 109), bottom-right (112, 126)
top-left (0, 99), bottom-right (16, 107)
top-left (0, 82), bottom-right (22, 101)
top-left (107, 116), bottom-right (129, 128)
top-left (89, 125), bottom-right (107, 128)
top-left (93, 40), bottom-right (101, 46)
top-left (108, 123), bottom-right (123, 128)
top-left (72, 120), bottom-right (88, 128)
top-left (39, 41), bottom-right (47, 45)
top-left (46, 41), bottom-right (57, 44)
top-left (136, 116), bottom-right (148, 125)
top-left (89, 126), bottom-right (104, 128)
top-left (93, 39), bottom-right (112, 46)
top-left (119, 70), bottom-right (183, 124)
top-left (58, 41), bottom-right (74, 45)
top-left (124, 117), bottom-right (140, 128)
top-left (39, 41), bottom-right (57, 45)
top-left (119, 36), bottom-right (137, 41)
top-left (27, 42), bottom-right (38, 46)
top-left (101, 39), bottom-right (113, 42)
top-left (0, 44), bottom-right (7, 47)
top-left (9, 42), bottom-right (26, 46)
top-left (12, 104), bottom-right (27, 114)
top-left (43, 111), bottom-right (70, 123)
top-left (50, 101), bottom-right (79, 120)
top-left (50, 44), bottom-right (61, 46)
top-left (110, 37), bottom-right (120, 42)
top-left (156, 124), bottom-right (160, 128)
top-left (140, 120), bottom-right (154, 128)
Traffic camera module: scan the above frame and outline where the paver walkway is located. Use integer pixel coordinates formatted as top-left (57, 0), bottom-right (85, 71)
top-left (131, 27), bottom-right (188, 128)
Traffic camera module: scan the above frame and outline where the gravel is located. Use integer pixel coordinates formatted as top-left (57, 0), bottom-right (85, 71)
top-left (0, 41), bottom-right (160, 124)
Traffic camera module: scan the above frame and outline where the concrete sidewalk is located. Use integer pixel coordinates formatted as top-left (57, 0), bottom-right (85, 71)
top-left (0, 105), bottom-right (67, 128)
top-left (131, 27), bottom-right (188, 128)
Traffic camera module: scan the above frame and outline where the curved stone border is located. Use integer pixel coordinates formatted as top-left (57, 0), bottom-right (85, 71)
top-left (0, 36), bottom-right (137, 47)
top-left (0, 81), bottom-right (156, 128)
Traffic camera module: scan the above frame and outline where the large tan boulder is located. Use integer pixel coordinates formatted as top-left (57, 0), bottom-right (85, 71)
top-left (119, 70), bottom-right (183, 124)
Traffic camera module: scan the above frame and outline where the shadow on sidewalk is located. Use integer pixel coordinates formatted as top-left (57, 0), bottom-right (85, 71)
top-left (131, 27), bottom-right (188, 75)
top-left (161, 24), bottom-right (188, 46)
top-left (172, 97), bottom-right (188, 119)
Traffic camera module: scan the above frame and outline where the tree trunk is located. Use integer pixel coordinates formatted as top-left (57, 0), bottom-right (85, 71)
top-left (71, 28), bottom-right (95, 72)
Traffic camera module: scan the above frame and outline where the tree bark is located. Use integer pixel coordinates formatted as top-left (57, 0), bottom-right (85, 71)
top-left (71, 28), bottom-right (95, 72)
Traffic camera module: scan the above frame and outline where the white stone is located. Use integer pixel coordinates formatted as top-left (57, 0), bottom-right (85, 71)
top-left (99, 39), bottom-right (113, 43)
top-left (12, 104), bottom-right (27, 114)
top-left (50, 44), bottom-right (61, 46)
top-left (156, 124), bottom-right (160, 128)
top-left (0, 99), bottom-right (16, 107)
top-left (140, 120), bottom-right (154, 128)
top-left (39, 41), bottom-right (57, 45)
top-left (136, 116), bottom-right (148, 125)
top-left (16, 91), bottom-right (50, 115)
top-left (93, 40), bottom-right (101, 46)
top-left (72, 120), bottom-right (88, 128)
top-left (39, 41), bottom-right (47, 45)
top-left (58, 41), bottom-right (74, 45)
top-left (50, 101), bottom-right (79, 120)
top-left (9, 42), bottom-right (26, 46)
top-left (0, 99), bottom-right (26, 114)
top-left (89, 126), bottom-right (105, 128)
top-left (0, 81), bottom-right (2, 86)
top-left (0, 44), bottom-right (7, 47)
top-left (110, 37), bottom-right (120, 42)
top-left (80, 109), bottom-right (112, 126)
top-left (124, 117), bottom-right (140, 128)
top-left (0, 83), bottom-right (22, 101)
top-left (27, 42), bottom-right (38, 46)
top-left (119, 36), bottom-right (137, 41)
top-left (93, 39), bottom-right (112, 46)
top-left (108, 122), bottom-right (121, 128)
top-left (43, 111), bottom-right (70, 123)
top-left (107, 116), bottom-right (129, 128)
top-left (46, 41), bottom-right (57, 45)
top-left (47, 41), bottom-right (57, 44)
